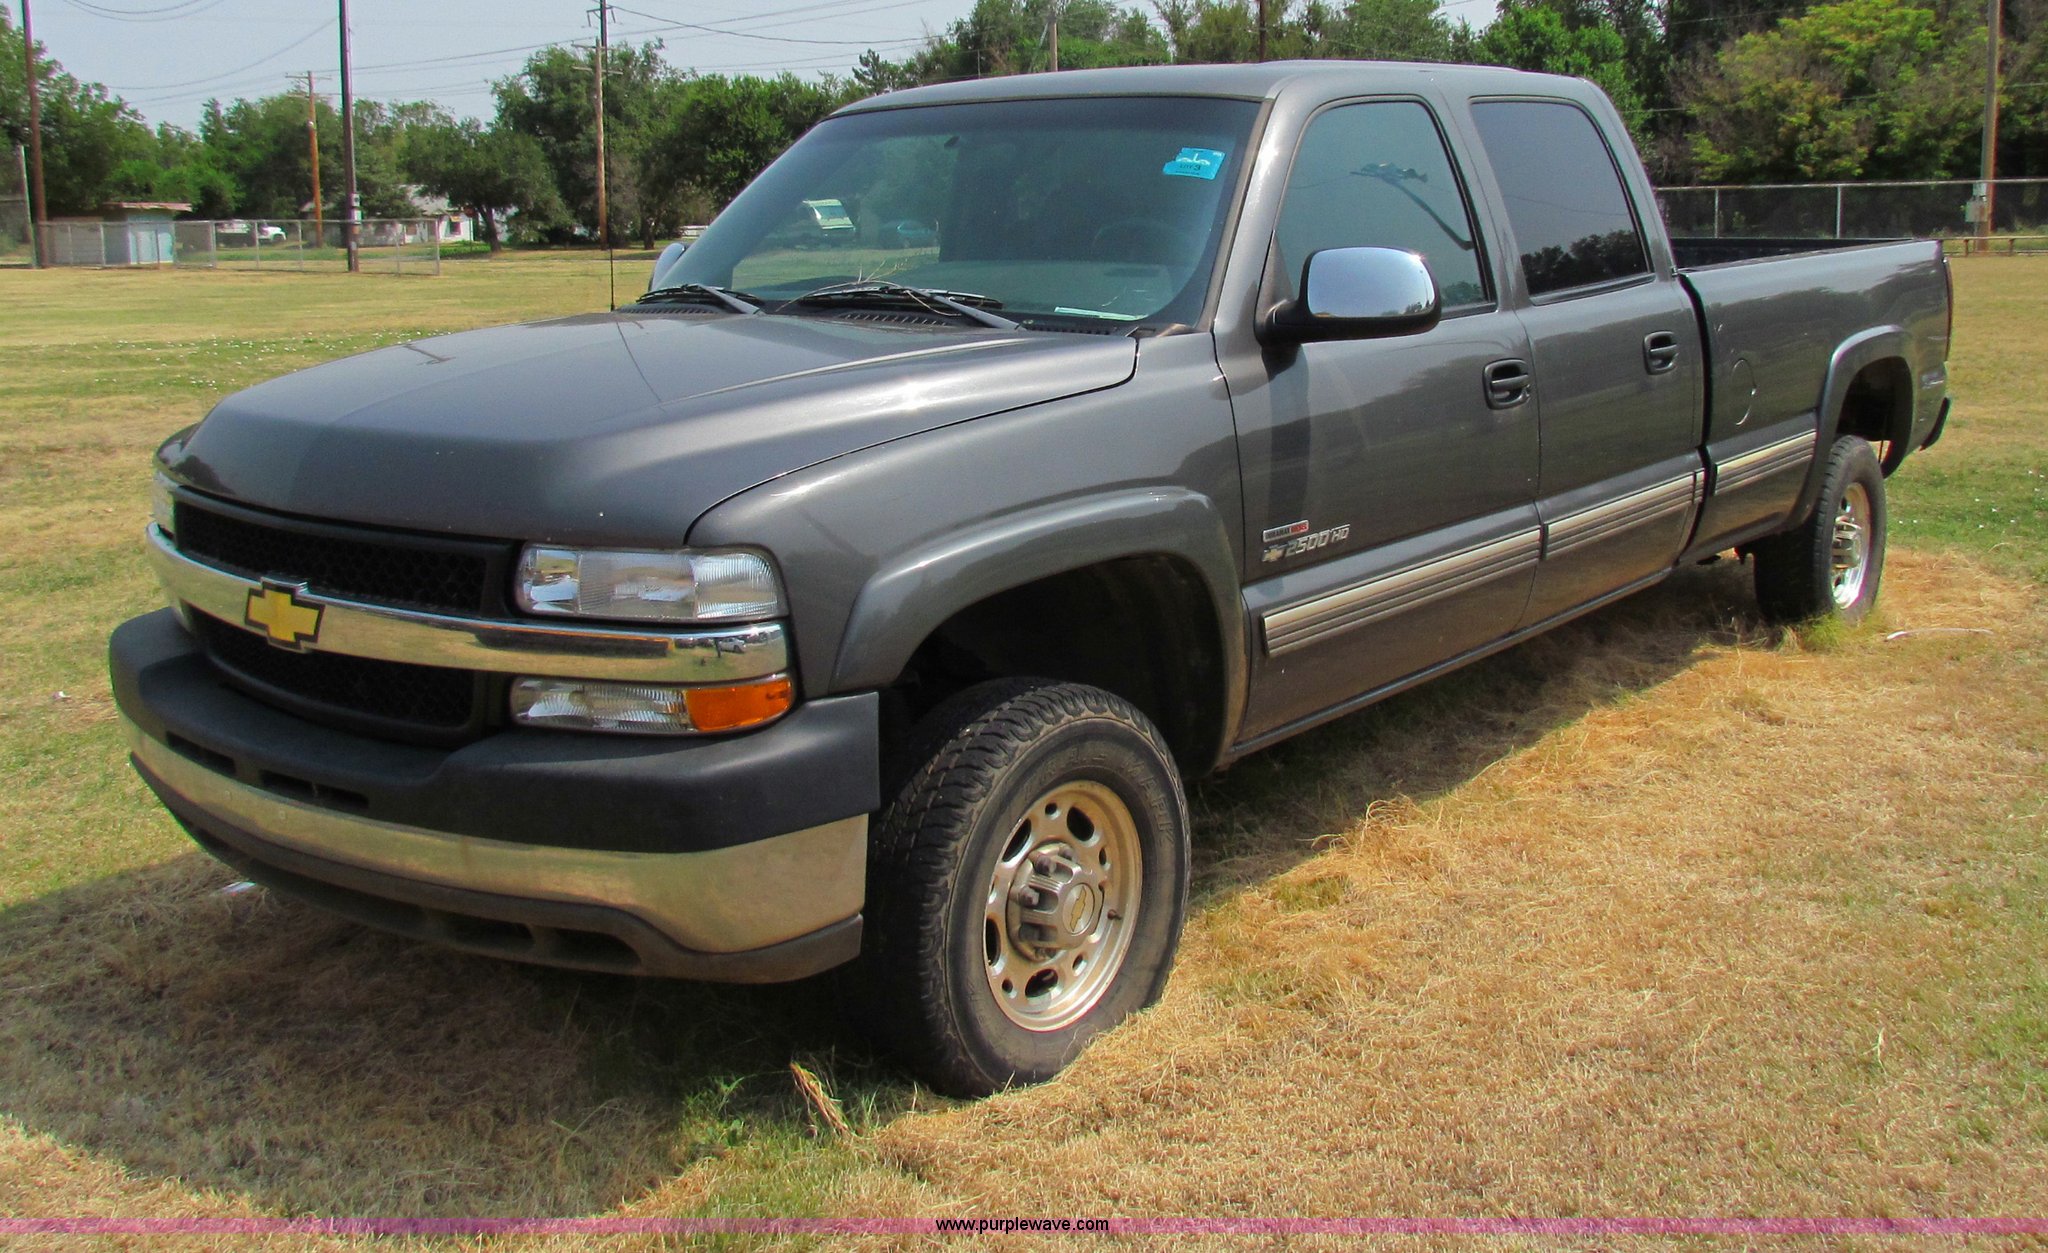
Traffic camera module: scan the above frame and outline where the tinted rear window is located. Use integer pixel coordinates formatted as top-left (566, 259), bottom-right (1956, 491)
top-left (1470, 100), bottom-right (1649, 297)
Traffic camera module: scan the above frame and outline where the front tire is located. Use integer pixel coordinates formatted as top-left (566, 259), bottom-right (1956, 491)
top-left (1753, 435), bottom-right (1887, 625)
top-left (856, 680), bottom-right (1190, 1097)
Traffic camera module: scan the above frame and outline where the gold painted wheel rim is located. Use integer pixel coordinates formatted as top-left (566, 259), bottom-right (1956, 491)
top-left (982, 780), bottom-right (1142, 1032)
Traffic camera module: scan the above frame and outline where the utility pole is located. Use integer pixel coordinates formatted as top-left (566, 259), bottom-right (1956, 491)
top-left (20, 0), bottom-right (48, 267)
top-left (1048, 0), bottom-right (1060, 72)
top-left (302, 72), bottom-right (324, 236)
top-left (1256, 0), bottom-right (1269, 62)
top-left (338, 0), bottom-right (359, 271)
top-left (591, 1), bottom-right (610, 251)
top-left (1980, 0), bottom-right (2002, 238)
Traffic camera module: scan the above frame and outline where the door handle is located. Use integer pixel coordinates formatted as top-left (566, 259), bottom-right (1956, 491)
top-left (1644, 331), bottom-right (1681, 374)
top-left (1484, 358), bottom-right (1532, 409)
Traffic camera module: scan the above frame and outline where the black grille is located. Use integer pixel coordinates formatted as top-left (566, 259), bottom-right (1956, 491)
top-left (193, 612), bottom-right (480, 732)
top-left (174, 500), bottom-right (498, 615)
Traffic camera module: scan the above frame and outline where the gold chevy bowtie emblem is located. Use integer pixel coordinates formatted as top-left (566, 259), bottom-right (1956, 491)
top-left (244, 580), bottom-right (322, 650)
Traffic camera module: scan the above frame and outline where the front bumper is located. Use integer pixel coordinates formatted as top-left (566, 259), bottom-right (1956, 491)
top-left (111, 609), bottom-right (880, 982)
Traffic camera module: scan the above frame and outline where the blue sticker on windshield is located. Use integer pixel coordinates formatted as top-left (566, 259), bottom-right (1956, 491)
top-left (1162, 147), bottom-right (1226, 180)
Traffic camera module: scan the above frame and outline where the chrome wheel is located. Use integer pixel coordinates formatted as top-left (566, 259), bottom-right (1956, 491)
top-left (1831, 481), bottom-right (1872, 609)
top-left (983, 781), bottom-right (1142, 1032)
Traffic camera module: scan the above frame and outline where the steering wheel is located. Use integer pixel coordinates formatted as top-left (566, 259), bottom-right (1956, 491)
top-left (1090, 216), bottom-right (1198, 263)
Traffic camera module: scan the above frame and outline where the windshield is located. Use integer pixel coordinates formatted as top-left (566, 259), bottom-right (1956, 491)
top-left (659, 96), bottom-right (1260, 330)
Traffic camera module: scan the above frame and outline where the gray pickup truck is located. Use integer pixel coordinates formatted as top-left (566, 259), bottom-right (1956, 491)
top-left (111, 62), bottom-right (1952, 1096)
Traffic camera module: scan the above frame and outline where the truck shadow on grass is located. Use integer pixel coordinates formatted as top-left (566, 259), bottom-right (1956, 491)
top-left (0, 561), bottom-right (1763, 1218)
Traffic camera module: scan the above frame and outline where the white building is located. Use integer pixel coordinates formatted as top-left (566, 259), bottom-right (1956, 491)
top-left (400, 187), bottom-right (478, 243)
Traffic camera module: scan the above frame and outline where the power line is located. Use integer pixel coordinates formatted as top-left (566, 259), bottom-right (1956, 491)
top-left (56, 0), bottom-right (230, 22)
top-left (728, 0), bottom-right (938, 35)
top-left (353, 34), bottom-right (596, 75)
top-left (348, 0), bottom-right (929, 75)
top-left (98, 0), bottom-right (939, 123)
top-left (609, 0), bottom-right (932, 45)
top-left (107, 18), bottom-right (331, 92)
top-left (659, 0), bottom-right (932, 29)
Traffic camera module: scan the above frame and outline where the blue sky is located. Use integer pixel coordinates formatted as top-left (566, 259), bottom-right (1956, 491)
top-left (34, 0), bottom-right (988, 131)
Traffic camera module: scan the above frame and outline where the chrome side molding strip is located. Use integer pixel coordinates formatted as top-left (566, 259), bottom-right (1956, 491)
top-left (1544, 471), bottom-right (1701, 559)
top-left (145, 526), bottom-right (789, 683)
top-left (1716, 430), bottom-right (1817, 495)
top-left (1263, 529), bottom-right (1543, 657)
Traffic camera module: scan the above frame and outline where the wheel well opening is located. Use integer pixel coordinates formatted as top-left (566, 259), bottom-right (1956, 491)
top-left (883, 555), bottom-right (1228, 774)
top-left (1837, 358), bottom-right (1914, 474)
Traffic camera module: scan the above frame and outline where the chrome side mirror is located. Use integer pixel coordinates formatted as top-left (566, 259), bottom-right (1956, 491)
top-left (1261, 246), bottom-right (1442, 344)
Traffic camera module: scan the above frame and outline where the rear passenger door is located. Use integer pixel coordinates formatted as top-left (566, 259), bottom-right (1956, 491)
top-left (1221, 98), bottom-right (1541, 744)
top-left (1466, 99), bottom-right (1706, 626)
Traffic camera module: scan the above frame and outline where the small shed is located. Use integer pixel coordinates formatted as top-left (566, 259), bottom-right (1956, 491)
top-left (100, 201), bottom-right (191, 266)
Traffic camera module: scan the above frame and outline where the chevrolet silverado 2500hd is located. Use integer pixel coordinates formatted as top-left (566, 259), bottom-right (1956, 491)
top-left (112, 62), bottom-right (1953, 1097)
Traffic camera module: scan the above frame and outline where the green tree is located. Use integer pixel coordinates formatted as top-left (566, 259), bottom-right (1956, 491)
top-left (867, 0), bottom-right (1169, 84)
top-left (106, 124), bottom-right (236, 216)
top-left (639, 73), bottom-right (840, 218)
top-left (403, 119), bottom-right (561, 252)
top-left (352, 99), bottom-right (453, 218)
top-left (495, 42), bottom-right (670, 239)
top-left (1154, 0), bottom-right (1455, 62)
top-left (199, 93), bottom-right (343, 219)
top-left (1680, 0), bottom-right (1985, 181)
top-left (0, 9), bottom-right (159, 215)
top-left (2006, 0), bottom-right (2048, 176)
top-left (1157, 0), bottom-right (1258, 60)
top-left (1458, 2), bottom-right (1647, 138)
top-left (1320, 0), bottom-right (1459, 60)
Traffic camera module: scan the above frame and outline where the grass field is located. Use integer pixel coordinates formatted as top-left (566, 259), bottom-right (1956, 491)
top-left (0, 254), bottom-right (2042, 1247)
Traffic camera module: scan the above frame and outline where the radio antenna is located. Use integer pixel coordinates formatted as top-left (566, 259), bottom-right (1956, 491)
top-left (592, 2), bottom-right (616, 309)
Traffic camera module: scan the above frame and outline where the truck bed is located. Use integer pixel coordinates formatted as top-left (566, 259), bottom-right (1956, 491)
top-left (1675, 238), bottom-right (1948, 449)
top-left (1671, 236), bottom-right (1908, 268)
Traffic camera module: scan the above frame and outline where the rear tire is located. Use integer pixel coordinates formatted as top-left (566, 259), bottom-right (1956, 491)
top-left (854, 680), bottom-right (1190, 1097)
top-left (1753, 435), bottom-right (1887, 625)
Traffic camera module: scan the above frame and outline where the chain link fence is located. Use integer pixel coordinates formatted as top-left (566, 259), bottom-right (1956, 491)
top-left (1656, 178), bottom-right (2048, 252)
top-left (34, 218), bottom-right (442, 274)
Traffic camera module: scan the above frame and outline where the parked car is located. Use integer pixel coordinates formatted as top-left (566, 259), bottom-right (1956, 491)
top-left (217, 221), bottom-right (287, 244)
top-left (114, 62), bottom-right (1951, 1097)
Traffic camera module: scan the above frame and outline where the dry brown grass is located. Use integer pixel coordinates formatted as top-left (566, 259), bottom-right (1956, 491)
top-left (657, 551), bottom-right (2043, 1246)
top-left (0, 259), bottom-right (2043, 1249)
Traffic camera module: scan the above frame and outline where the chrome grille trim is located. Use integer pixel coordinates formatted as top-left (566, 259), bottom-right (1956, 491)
top-left (147, 526), bottom-right (789, 684)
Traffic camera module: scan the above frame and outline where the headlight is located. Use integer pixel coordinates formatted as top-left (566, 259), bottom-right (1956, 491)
top-left (151, 471), bottom-right (178, 537)
top-left (515, 546), bottom-right (784, 623)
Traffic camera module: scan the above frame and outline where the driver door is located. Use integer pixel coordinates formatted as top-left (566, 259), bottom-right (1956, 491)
top-left (1219, 98), bottom-right (1541, 744)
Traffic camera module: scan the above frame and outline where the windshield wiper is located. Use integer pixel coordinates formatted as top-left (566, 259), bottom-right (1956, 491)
top-left (788, 280), bottom-right (1019, 331)
top-left (635, 283), bottom-right (762, 315)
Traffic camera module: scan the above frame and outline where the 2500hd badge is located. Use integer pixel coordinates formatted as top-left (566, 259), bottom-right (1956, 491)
top-left (1262, 520), bottom-right (1354, 563)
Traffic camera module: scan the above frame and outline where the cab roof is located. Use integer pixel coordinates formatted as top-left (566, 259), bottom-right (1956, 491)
top-left (830, 61), bottom-right (1599, 116)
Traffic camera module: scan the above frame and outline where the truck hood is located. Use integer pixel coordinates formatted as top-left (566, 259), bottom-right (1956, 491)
top-left (164, 311), bottom-right (1138, 545)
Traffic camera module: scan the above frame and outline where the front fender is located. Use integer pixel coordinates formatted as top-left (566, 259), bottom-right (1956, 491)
top-left (830, 487), bottom-right (1247, 706)
top-left (685, 331), bottom-right (1248, 766)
